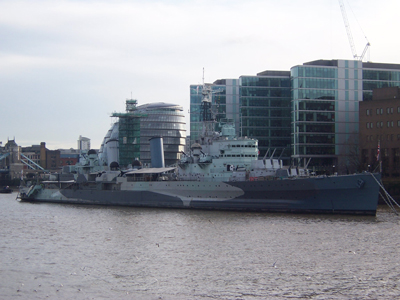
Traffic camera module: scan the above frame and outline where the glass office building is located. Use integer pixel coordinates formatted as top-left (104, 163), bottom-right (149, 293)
top-left (291, 60), bottom-right (400, 173)
top-left (190, 60), bottom-right (400, 174)
top-left (291, 60), bottom-right (362, 173)
top-left (240, 71), bottom-right (291, 161)
top-left (362, 62), bottom-right (400, 101)
top-left (190, 75), bottom-right (291, 162)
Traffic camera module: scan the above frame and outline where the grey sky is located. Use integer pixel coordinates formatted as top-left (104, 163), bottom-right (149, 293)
top-left (1, 0), bottom-right (398, 149)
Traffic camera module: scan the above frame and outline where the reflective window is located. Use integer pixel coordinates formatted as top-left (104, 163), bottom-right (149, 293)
top-left (296, 78), bottom-right (337, 89)
top-left (363, 70), bottom-right (400, 81)
top-left (363, 80), bottom-right (400, 91)
top-left (296, 67), bottom-right (337, 79)
top-left (296, 89), bottom-right (336, 100)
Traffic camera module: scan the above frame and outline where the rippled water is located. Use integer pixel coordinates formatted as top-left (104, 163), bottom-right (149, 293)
top-left (1, 192), bottom-right (400, 299)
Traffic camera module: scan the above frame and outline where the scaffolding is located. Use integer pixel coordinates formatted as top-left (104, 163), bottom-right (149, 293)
top-left (111, 99), bottom-right (147, 167)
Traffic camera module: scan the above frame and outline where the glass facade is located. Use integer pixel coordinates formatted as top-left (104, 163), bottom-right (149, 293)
top-left (189, 77), bottom-right (290, 161)
top-left (136, 103), bottom-right (186, 166)
top-left (239, 74), bottom-right (291, 161)
top-left (362, 68), bottom-right (400, 101)
top-left (189, 60), bottom-right (400, 174)
top-left (291, 60), bottom-right (362, 173)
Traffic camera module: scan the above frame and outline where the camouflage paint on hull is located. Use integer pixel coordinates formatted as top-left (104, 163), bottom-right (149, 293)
top-left (21, 173), bottom-right (381, 215)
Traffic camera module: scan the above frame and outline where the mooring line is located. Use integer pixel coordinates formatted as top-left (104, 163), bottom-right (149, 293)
top-left (371, 173), bottom-right (399, 215)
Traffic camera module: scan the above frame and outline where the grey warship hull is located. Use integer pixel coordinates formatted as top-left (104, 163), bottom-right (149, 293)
top-left (19, 173), bottom-right (381, 215)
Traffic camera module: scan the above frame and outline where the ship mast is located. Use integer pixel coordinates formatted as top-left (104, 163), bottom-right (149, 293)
top-left (200, 68), bottom-right (218, 138)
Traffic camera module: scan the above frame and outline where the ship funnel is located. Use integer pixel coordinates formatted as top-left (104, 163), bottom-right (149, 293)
top-left (149, 136), bottom-right (165, 168)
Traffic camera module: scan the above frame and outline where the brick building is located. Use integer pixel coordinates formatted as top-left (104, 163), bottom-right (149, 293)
top-left (359, 87), bottom-right (400, 178)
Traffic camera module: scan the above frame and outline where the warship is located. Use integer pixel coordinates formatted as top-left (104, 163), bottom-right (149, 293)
top-left (18, 86), bottom-right (382, 215)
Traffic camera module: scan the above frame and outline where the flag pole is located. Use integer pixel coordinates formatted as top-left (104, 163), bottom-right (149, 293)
top-left (377, 140), bottom-right (382, 174)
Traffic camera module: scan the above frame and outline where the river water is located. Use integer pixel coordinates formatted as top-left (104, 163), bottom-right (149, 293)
top-left (0, 192), bottom-right (399, 300)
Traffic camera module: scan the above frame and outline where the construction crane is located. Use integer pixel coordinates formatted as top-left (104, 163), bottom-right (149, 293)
top-left (338, 0), bottom-right (370, 61)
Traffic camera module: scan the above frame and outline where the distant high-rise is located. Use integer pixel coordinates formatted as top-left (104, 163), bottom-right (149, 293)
top-left (77, 135), bottom-right (91, 151)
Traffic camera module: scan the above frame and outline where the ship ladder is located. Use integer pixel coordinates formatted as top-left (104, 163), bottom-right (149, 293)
top-left (370, 173), bottom-right (400, 215)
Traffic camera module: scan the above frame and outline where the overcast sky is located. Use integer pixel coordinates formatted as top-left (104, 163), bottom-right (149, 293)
top-left (1, 0), bottom-right (399, 149)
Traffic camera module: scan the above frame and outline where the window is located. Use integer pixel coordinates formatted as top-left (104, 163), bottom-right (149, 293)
top-left (367, 123), bottom-right (370, 129)
top-left (388, 121), bottom-right (390, 128)
top-left (398, 120), bottom-right (400, 127)
top-left (377, 122), bottom-right (380, 128)
top-left (377, 108), bottom-right (380, 115)
top-left (381, 108), bottom-right (383, 114)
top-left (398, 106), bottom-right (400, 113)
top-left (370, 122), bottom-right (373, 128)
top-left (387, 108), bottom-right (390, 114)
top-left (391, 107), bottom-right (394, 114)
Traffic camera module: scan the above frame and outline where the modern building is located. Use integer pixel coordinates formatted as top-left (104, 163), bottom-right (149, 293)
top-left (193, 60), bottom-right (400, 174)
top-left (291, 60), bottom-right (400, 173)
top-left (291, 59), bottom-right (362, 173)
top-left (190, 74), bottom-right (291, 162)
top-left (240, 71), bottom-right (291, 161)
top-left (100, 99), bottom-right (186, 168)
top-left (77, 135), bottom-right (91, 151)
top-left (136, 102), bottom-right (186, 166)
top-left (359, 87), bottom-right (400, 178)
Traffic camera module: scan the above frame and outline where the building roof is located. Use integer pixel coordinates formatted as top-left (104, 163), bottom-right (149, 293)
top-left (362, 62), bottom-right (400, 70)
top-left (301, 59), bottom-right (400, 71)
top-left (137, 102), bottom-right (183, 111)
top-left (256, 70), bottom-right (290, 77)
